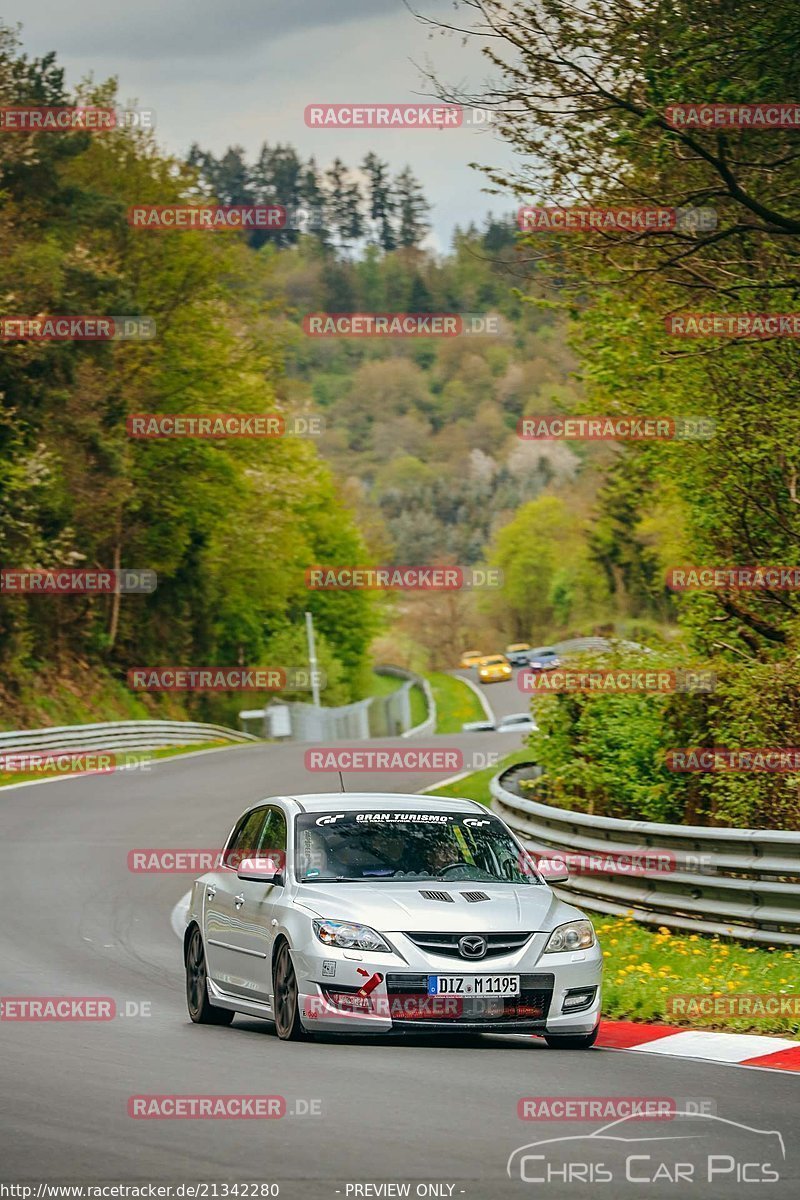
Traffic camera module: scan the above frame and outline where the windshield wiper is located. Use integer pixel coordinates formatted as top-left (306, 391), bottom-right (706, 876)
top-left (303, 875), bottom-right (366, 882)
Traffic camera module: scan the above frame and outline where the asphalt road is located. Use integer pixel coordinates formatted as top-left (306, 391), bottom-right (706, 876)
top-left (1, 734), bottom-right (797, 1198)
top-left (451, 667), bottom-right (525, 724)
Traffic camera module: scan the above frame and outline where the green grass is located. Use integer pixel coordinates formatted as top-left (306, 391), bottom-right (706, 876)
top-left (425, 670), bottom-right (487, 734)
top-left (426, 748), bottom-right (533, 802)
top-left (368, 672), bottom-right (431, 730)
top-left (594, 912), bottom-right (799, 1037)
top-left (409, 683), bottom-right (428, 728)
top-left (367, 672), bottom-right (406, 698)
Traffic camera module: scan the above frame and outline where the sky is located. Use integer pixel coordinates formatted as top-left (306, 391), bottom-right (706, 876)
top-left (2, 0), bottom-right (521, 249)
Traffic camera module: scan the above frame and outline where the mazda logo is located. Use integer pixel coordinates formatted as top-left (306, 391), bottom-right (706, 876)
top-left (459, 935), bottom-right (487, 960)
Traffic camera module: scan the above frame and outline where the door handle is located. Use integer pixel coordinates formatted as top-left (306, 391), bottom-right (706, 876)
top-left (206, 885), bottom-right (216, 899)
top-left (234, 893), bottom-right (245, 909)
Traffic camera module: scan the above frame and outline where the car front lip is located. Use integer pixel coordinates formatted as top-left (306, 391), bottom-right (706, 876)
top-left (291, 931), bottom-right (602, 1034)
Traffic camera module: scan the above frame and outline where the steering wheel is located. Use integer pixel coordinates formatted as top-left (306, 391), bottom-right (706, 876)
top-left (436, 862), bottom-right (468, 878)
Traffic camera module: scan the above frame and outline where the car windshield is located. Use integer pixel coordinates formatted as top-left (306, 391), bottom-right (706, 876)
top-left (294, 810), bottom-right (539, 885)
top-left (483, 656), bottom-right (506, 665)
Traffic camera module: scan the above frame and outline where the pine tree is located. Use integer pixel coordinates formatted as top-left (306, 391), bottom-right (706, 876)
top-left (362, 152), bottom-right (396, 251)
top-left (394, 166), bottom-right (430, 248)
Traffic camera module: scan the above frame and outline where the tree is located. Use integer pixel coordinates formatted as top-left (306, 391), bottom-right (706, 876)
top-left (362, 152), bottom-right (396, 250)
top-left (394, 166), bottom-right (430, 248)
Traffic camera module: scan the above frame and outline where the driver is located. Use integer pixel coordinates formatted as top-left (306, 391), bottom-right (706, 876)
top-left (427, 835), bottom-right (464, 876)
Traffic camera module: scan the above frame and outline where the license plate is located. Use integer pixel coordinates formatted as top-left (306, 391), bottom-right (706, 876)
top-left (427, 974), bottom-right (520, 997)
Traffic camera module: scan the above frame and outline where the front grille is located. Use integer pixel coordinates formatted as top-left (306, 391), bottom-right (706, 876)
top-left (405, 931), bottom-right (533, 959)
top-left (385, 972), bottom-right (554, 1025)
top-left (418, 890), bottom-right (454, 903)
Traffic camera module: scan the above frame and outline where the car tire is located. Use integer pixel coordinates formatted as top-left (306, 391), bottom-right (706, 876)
top-left (185, 926), bottom-right (235, 1026)
top-left (543, 1024), bottom-right (599, 1050)
top-left (272, 940), bottom-right (308, 1041)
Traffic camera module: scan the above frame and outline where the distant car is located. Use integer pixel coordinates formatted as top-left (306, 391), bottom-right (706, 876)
top-left (496, 713), bottom-right (537, 734)
top-left (505, 643), bottom-right (532, 667)
top-left (477, 655), bottom-right (513, 684)
top-left (526, 648), bottom-right (561, 671)
top-left (459, 649), bottom-right (485, 669)
top-left (462, 713), bottom-right (536, 734)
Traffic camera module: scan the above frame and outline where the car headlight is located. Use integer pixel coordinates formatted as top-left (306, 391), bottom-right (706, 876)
top-left (543, 919), bottom-right (595, 953)
top-left (313, 919), bottom-right (391, 952)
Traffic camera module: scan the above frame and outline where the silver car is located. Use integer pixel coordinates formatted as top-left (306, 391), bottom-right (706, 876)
top-left (183, 794), bottom-right (602, 1045)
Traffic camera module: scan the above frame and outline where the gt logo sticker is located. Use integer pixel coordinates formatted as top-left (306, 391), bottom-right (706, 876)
top-left (464, 818), bottom-right (490, 827)
top-left (316, 813), bottom-right (345, 825)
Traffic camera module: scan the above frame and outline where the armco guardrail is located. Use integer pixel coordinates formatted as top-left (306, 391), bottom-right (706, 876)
top-left (373, 665), bottom-right (436, 738)
top-left (239, 667), bottom-right (436, 743)
top-left (491, 763), bottom-right (800, 945)
top-left (0, 720), bottom-right (258, 754)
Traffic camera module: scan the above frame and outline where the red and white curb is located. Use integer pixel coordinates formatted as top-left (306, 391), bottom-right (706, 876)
top-left (595, 1019), bottom-right (800, 1073)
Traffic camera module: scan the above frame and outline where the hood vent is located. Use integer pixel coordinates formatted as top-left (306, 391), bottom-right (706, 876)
top-left (419, 889), bottom-right (455, 903)
top-left (461, 891), bottom-right (490, 902)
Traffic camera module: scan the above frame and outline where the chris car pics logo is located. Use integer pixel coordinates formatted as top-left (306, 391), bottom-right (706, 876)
top-left (507, 1112), bottom-right (785, 1186)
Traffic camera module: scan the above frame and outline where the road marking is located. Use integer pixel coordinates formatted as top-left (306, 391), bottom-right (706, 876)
top-left (0, 742), bottom-right (259, 793)
top-left (456, 671), bottom-right (495, 722)
top-left (631, 1029), bottom-right (799, 1062)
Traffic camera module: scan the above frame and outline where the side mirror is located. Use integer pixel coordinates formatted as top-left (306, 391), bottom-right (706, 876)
top-left (534, 856), bottom-right (570, 885)
top-left (237, 856), bottom-right (283, 884)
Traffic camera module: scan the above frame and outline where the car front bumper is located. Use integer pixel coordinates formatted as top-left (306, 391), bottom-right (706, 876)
top-left (290, 930), bottom-right (602, 1035)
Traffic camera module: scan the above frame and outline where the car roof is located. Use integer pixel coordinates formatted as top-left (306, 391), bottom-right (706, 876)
top-left (261, 793), bottom-right (487, 814)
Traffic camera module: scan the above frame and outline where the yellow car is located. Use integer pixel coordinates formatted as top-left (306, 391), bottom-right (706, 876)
top-left (459, 649), bottom-right (485, 669)
top-left (477, 654), bottom-right (513, 683)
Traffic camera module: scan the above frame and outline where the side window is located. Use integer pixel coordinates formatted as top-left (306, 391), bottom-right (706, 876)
top-left (224, 807), bottom-right (268, 867)
top-left (258, 807), bottom-right (287, 857)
